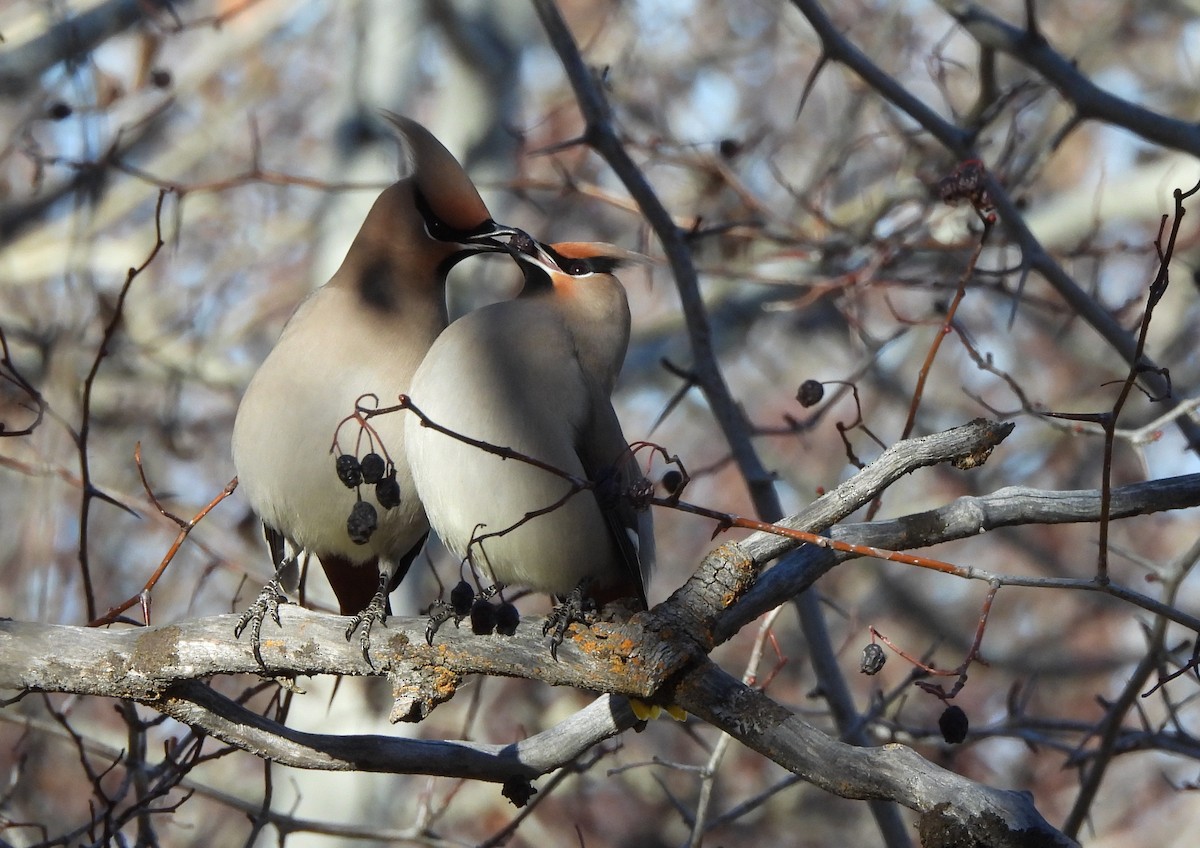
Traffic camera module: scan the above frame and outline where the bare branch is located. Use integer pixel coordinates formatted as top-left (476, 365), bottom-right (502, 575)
top-left (934, 0), bottom-right (1200, 157)
top-left (723, 474), bottom-right (1200, 640)
top-left (787, 0), bottom-right (1200, 453)
top-left (0, 0), bottom-right (183, 98)
top-left (531, 0), bottom-right (785, 520)
top-left (674, 659), bottom-right (1075, 847)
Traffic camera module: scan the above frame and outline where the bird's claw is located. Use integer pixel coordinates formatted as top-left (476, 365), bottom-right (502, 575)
top-left (543, 582), bottom-right (595, 661)
top-left (345, 572), bottom-right (390, 666)
top-left (424, 601), bottom-right (458, 645)
top-left (234, 578), bottom-right (289, 667)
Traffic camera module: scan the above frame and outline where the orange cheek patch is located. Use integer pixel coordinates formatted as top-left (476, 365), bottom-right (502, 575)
top-left (551, 276), bottom-right (583, 298)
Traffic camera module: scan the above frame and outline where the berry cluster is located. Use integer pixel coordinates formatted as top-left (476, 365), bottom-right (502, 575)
top-left (935, 158), bottom-right (996, 224)
top-left (446, 580), bottom-right (520, 637)
top-left (335, 451), bottom-right (401, 544)
top-left (425, 580), bottom-right (520, 640)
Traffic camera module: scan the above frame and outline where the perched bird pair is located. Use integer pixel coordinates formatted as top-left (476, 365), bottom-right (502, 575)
top-left (232, 115), bottom-right (652, 660)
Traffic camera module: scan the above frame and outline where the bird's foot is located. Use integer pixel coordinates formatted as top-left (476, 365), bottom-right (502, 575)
top-left (234, 578), bottom-right (289, 667)
top-left (345, 571), bottom-right (390, 665)
top-left (424, 600), bottom-right (458, 645)
top-left (543, 581), bottom-right (596, 661)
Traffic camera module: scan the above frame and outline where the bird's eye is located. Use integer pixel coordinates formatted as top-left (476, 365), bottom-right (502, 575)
top-left (563, 259), bottom-right (590, 275)
top-left (425, 216), bottom-right (451, 240)
top-left (414, 188), bottom-right (454, 241)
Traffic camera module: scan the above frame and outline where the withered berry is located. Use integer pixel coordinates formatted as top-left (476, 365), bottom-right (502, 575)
top-left (375, 472), bottom-right (401, 509)
top-left (450, 580), bottom-right (475, 616)
top-left (347, 500), bottom-right (378, 544)
top-left (501, 776), bottom-right (537, 808)
top-left (336, 454), bottom-right (362, 488)
top-left (797, 379), bottom-right (825, 408)
top-left (860, 643), bottom-right (886, 675)
top-left (360, 452), bottom-right (386, 484)
top-left (939, 705), bottom-right (968, 744)
top-left (470, 599), bottom-right (497, 635)
top-left (661, 469), bottom-right (684, 495)
top-left (495, 602), bottom-right (520, 636)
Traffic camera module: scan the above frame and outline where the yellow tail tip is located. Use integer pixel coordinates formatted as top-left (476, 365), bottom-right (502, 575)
top-left (629, 698), bottom-right (686, 721)
top-left (629, 699), bottom-right (660, 721)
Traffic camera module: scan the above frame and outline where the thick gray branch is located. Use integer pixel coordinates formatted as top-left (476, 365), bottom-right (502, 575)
top-left (675, 660), bottom-right (1075, 848)
top-left (0, 613), bottom-right (639, 779)
top-left (161, 681), bottom-right (634, 780)
top-left (0, 612), bottom-right (1072, 844)
top-left (740, 418), bottom-right (1014, 565)
top-left (0, 611), bottom-right (670, 700)
top-left (721, 473), bottom-right (1200, 640)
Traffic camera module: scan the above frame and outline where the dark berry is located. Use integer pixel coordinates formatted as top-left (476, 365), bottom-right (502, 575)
top-left (797, 379), bottom-right (825, 408)
top-left (335, 114), bottom-right (377, 153)
top-left (347, 500), bottom-right (378, 544)
top-left (149, 68), bottom-right (172, 88)
top-left (718, 138), bottom-right (742, 159)
top-left (336, 454), bottom-right (362, 488)
top-left (939, 705), bottom-right (968, 744)
top-left (495, 602), bottom-right (520, 636)
top-left (860, 643), bottom-right (886, 675)
top-left (501, 776), bottom-right (537, 808)
top-left (360, 452), bottom-right (386, 484)
top-left (450, 580), bottom-right (475, 616)
top-left (470, 599), bottom-right (497, 635)
top-left (661, 469), bottom-right (684, 495)
top-left (375, 472), bottom-right (401, 509)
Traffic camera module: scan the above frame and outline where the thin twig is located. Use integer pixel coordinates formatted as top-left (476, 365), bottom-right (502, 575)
top-left (90, 452), bottom-right (238, 627)
top-left (689, 607), bottom-right (785, 847)
top-left (75, 188), bottom-right (169, 621)
top-left (787, 0), bottom-right (1200, 453)
top-left (0, 325), bottom-right (47, 438)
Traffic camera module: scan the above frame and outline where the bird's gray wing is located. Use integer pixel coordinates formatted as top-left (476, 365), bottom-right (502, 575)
top-left (575, 385), bottom-right (653, 608)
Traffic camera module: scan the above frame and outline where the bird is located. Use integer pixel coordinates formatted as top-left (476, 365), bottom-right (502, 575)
top-left (231, 113), bottom-right (518, 659)
top-left (403, 236), bottom-right (654, 656)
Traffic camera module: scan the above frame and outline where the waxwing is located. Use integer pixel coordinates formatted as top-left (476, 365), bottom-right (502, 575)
top-left (232, 113), bottom-right (517, 656)
top-left (404, 237), bottom-right (654, 652)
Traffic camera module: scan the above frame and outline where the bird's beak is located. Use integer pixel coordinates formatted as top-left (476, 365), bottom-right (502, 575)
top-left (506, 230), bottom-right (558, 267)
top-left (460, 220), bottom-right (524, 254)
top-left (502, 231), bottom-right (561, 293)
